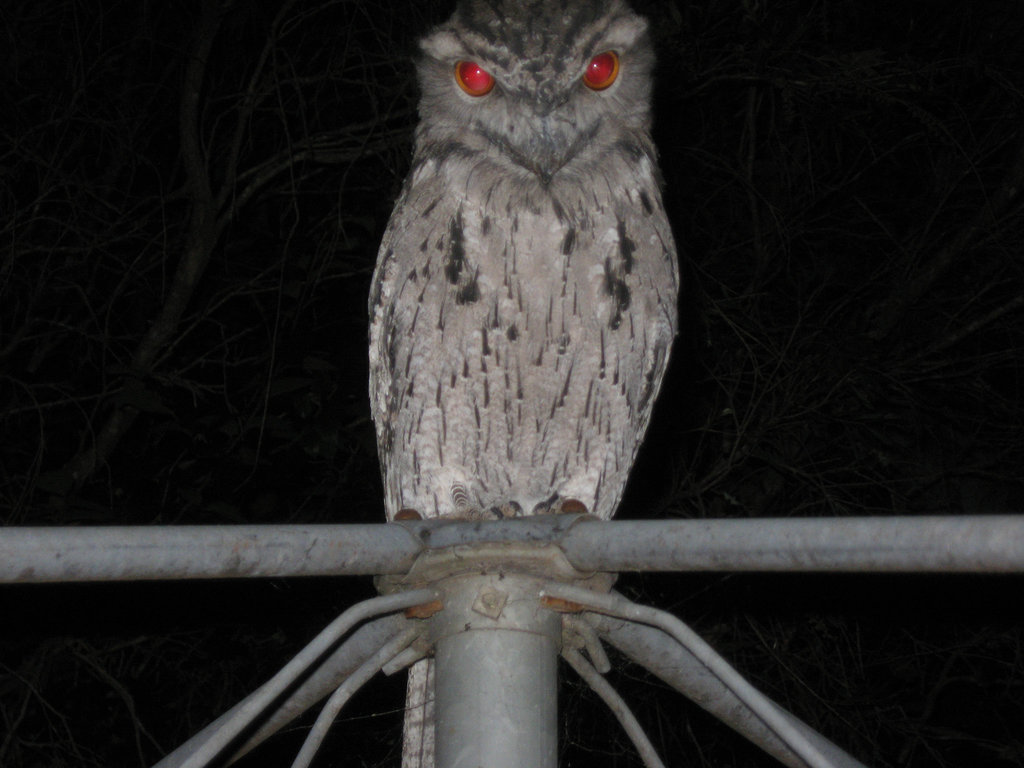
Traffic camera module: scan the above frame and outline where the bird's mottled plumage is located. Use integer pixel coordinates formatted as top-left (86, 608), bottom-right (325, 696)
top-left (368, 0), bottom-right (678, 763)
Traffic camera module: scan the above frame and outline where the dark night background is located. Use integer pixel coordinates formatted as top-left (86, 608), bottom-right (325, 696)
top-left (2, 1), bottom-right (1023, 766)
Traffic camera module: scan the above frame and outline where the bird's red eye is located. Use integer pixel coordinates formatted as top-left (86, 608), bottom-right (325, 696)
top-left (583, 50), bottom-right (619, 90)
top-left (455, 61), bottom-right (495, 96)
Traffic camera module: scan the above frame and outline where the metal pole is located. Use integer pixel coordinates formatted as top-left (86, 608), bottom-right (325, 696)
top-left (4, 515), bottom-right (1023, 584)
top-left (0, 524), bottom-right (421, 582)
top-left (560, 515), bottom-right (1024, 572)
top-left (431, 573), bottom-right (561, 768)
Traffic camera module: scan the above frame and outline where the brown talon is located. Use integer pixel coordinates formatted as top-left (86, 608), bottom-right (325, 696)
top-left (557, 498), bottom-right (588, 515)
top-left (394, 508), bottom-right (422, 521)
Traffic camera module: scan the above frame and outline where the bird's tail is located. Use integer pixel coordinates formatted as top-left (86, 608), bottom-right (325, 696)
top-left (401, 658), bottom-right (435, 768)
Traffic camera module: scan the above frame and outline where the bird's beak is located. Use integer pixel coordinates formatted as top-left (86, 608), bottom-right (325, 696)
top-left (528, 120), bottom-right (569, 186)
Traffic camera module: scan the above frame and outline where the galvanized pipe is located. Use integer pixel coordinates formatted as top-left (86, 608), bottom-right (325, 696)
top-left (586, 609), bottom-right (868, 768)
top-left (561, 515), bottom-right (1024, 573)
top-left (174, 589), bottom-right (435, 768)
top-left (431, 573), bottom-right (560, 768)
top-left (292, 626), bottom-right (423, 768)
top-left (543, 584), bottom-right (837, 768)
top-left (2, 515), bottom-right (1023, 584)
top-left (152, 613), bottom-right (411, 768)
top-left (0, 524), bottom-right (422, 582)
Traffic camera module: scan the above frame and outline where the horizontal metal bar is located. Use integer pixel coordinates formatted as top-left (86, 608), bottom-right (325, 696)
top-left (0, 524), bottom-right (422, 583)
top-left (561, 515), bottom-right (1024, 573)
top-left (2, 515), bottom-right (1022, 584)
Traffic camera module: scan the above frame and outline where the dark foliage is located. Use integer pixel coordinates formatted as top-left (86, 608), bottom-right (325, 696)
top-left (2, 1), bottom-right (1022, 766)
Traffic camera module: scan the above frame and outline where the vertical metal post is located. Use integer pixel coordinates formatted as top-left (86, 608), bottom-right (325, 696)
top-left (432, 573), bottom-right (561, 768)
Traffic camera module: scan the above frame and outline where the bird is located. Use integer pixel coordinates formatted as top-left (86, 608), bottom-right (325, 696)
top-left (367, 0), bottom-right (678, 764)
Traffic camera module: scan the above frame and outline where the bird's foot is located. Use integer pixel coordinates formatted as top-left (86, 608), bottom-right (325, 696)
top-left (531, 496), bottom-right (589, 515)
top-left (484, 501), bottom-right (523, 519)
